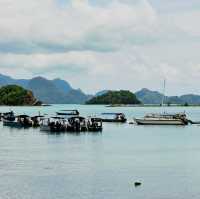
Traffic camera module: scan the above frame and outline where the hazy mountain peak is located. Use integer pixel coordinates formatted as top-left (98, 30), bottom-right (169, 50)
top-left (0, 73), bottom-right (90, 104)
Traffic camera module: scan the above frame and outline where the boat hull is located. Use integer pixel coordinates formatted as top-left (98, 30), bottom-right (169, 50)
top-left (102, 119), bottom-right (127, 123)
top-left (135, 119), bottom-right (187, 125)
top-left (3, 120), bottom-right (32, 128)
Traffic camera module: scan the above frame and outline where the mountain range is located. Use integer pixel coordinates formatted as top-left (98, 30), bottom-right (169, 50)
top-left (0, 74), bottom-right (91, 104)
top-left (135, 88), bottom-right (200, 105)
top-left (0, 73), bottom-right (200, 105)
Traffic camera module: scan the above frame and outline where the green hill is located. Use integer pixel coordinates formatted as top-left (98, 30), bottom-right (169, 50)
top-left (0, 85), bottom-right (41, 106)
top-left (86, 90), bottom-right (141, 105)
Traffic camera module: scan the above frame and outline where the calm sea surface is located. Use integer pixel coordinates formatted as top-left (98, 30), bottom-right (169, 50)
top-left (0, 105), bottom-right (200, 199)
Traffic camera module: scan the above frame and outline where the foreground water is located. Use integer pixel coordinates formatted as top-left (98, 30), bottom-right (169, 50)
top-left (0, 105), bottom-right (200, 199)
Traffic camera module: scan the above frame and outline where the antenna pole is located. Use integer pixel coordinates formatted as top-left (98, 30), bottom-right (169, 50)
top-left (161, 79), bottom-right (166, 106)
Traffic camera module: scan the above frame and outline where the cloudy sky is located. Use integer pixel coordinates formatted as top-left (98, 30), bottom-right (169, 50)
top-left (0, 0), bottom-right (200, 95)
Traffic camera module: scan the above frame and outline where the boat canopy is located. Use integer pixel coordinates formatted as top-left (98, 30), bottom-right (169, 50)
top-left (51, 116), bottom-right (65, 120)
top-left (56, 110), bottom-right (79, 116)
top-left (102, 113), bottom-right (124, 115)
top-left (16, 115), bottom-right (30, 118)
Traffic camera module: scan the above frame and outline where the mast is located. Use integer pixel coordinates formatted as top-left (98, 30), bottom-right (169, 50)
top-left (161, 79), bottom-right (166, 106)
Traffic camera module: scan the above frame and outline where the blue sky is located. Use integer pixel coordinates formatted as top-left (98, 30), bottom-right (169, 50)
top-left (0, 0), bottom-right (200, 95)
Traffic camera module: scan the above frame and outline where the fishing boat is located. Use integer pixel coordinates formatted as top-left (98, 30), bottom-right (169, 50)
top-left (67, 116), bottom-right (87, 132)
top-left (135, 112), bottom-right (188, 125)
top-left (31, 115), bottom-right (44, 127)
top-left (87, 117), bottom-right (103, 132)
top-left (56, 110), bottom-right (79, 117)
top-left (101, 113), bottom-right (127, 123)
top-left (2, 111), bottom-right (15, 122)
top-left (40, 117), bottom-right (67, 132)
top-left (3, 115), bottom-right (33, 128)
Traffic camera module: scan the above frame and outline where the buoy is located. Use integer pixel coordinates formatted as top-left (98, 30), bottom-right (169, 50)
top-left (134, 182), bottom-right (142, 187)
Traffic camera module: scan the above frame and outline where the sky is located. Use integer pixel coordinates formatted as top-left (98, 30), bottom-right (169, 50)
top-left (0, 0), bottom-right (200, 95)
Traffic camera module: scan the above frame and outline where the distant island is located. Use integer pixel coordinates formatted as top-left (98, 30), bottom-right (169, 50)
top-left (86, 90), bottom-right (141, 105)
top-left (135, 88), bottom-right (200, 106)
top-left (0, 85), bottom-right (41, 106)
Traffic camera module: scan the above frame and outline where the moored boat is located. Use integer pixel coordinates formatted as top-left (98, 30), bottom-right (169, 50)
top-left (40, 117), bottom-right (67, 132)
top-left (56, 110), bottom-right (79, 117)
top-left (101, 113), bottom-right (127, 123)
top-left (2, 111), bottom-right (15, 122)
top-left (87, 117), bottom-right (103, 132)
top-left (67, 116), bottom-right (87, 132)
top-left (3, 115), bottom-right (33, 128)
top-left (134, 113), bottom-right (188, 125)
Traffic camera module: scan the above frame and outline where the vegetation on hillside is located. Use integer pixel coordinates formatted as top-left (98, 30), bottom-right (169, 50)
top-left (86, 90), bottom-right (141, 105)
top-left (0, 85), bottom-right (41, 106)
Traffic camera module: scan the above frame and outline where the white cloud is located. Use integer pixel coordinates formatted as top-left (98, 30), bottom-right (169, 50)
top-left (0, 0), bottom-right (199, 94)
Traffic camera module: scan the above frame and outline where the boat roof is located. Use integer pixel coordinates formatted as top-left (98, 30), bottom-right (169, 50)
top-left (51, 116), bottom-right (65, 119)
top-left (90, 117), bottom-right (102, 121)
top-left (56, 110), bottom-right (79, 115)
top-left (59, 110), bottom-right (79, 112)
top-left (68, 116), bottom-right (85, 120)
top-left (102, 113), bottom-right (124, 115)
top-left (31, 115), bottom-right (45, 118)
top-left (17, 115), bottom-right (30, 118)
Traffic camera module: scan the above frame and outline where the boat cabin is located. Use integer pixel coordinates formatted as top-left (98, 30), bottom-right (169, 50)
top-left (67, 116), bottom-right (87, 132)
top-left (16, 115), bottom-right (33, 127)
top-left (3, 111), bottom-right (15, 122)
top-left (87, 117), bottom-right (103, 132)
top-left (40, 117), bottom-right (67, 132)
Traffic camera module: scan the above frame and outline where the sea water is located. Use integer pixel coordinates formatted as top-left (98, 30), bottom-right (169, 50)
top-left (0, 105), bottom-right (200, 199)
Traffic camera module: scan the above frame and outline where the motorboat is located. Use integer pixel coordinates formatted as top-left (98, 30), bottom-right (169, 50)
top-left (2, 111), bottom-right (15, 122)
top-left (31, 115), bottom-right (44, 127)
top-left (101, 113), bottom-right (127, 123)
top-left (56, 110), bottom-right (79, 117)
top-left (40, 117), bottom-right (67, 132)
top-left (67, 116), bottom-right (87, 132)
top-left (87, 117), bottom-right (103, 132)
top-left (3, 114), bottom-right (33, 128)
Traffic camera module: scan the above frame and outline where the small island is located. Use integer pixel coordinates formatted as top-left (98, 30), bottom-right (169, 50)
top-left (0, 85), bottom-right (42, 106)
top-left (86, 90), bottom-right (141, 105)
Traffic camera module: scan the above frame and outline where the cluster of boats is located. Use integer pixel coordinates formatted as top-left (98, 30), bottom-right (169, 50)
top-left (0, 110), bottom-right (194, 133)
top-left (0, 111), bottom-right (128, 133)
top-left (1, 110), bottom-right (104, 133)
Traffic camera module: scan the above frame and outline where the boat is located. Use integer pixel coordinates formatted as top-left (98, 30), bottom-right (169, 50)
top-left (87, 117), bottom-right (103, 132)
top-left (40, 117), bottom-right (67, 132)
top-left (2, 111), bottom-right (15, 122)
top-left (134, 113), bottom-right (188, 125)
top-left (31, 115), bottom-right (44, 127)
top-left (56, 110), bottom-right (79, 117)
top-left (101, 113), bottom-right (127, 123)
top-left (134, 80), bottom-right (188, 125)
top-left (3, 115), bottom-right (33, 128)
top-left (67, 116), bottom-right (87, 132)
